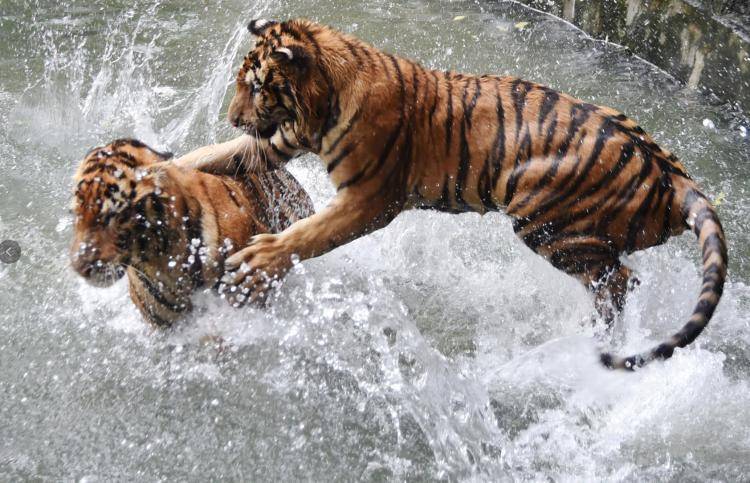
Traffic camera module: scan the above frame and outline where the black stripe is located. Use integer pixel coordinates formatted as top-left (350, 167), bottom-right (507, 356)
top-left (320, 94), bottom-right (340, 138)
top-left (455, 77), bottom-right (480, 208)
top-left (702, 233), bottom-right (727, 262)
top-left (514, 109), bottom-right (605, 225)
top-left (411, 61), bottom-right (420, 106)
top-left (181, 187), bottom-right (205, 288)
top-left (337, 169), bottom-right (366, 190)
top-left (657, 185), bottom-right (675, 244)
top-left (298, 26), bottom-right (336, 146)
top-left (680, 189), bottom-right (701, 224)
top-left (445, 71), bottom-right (453, 154)
top-left (520, 143), bottom-right (638, 249)
top-left (490, 83), bottom-right (506, 190)
top-left (112, 138), bottom-right (145, 149)
top-left (131, 287), bottom-right (174, 327)
top-left (701, 262), bottom-right (723, 287)
top-left (428, 174), bottom-right (458, 212)
top-left (465, 78), bottom-right (481, 128)
top-left (523, 142), bottom-right (637, 244)
top-left (339, 55), bottom-right (406, 190)
top-left (674, 321), bottom-right (706, 348)
top-left (542, 116), bottom-right (558, 156)
top-left (279, 22), bottom-right (303, 41)
top-left (149, 195), bottom-right (169, 255)
top-left (375, 118), bottom-right (413, 206)
top-left (82, 162), bottom-right (105, 175)
top-left (549, 242), bottom-right (616, 274)
top-left (552, 120), bottom-right (616, 205)
top-left (504, 130), bottom-right (532, 206)
top-left (342, 38), bottom-right (364, 68)
top-left (624, 173), bottom-right (661, 251)
top-left (692, 298), bottom-right (715, 321)
top-left (324, 104), bottom-right (365, 156)
top-left (597, 151), bottom-right (655, 234)
top-left (510, 79), bottom-right (530, 143)
top-left (477, 154), bottom-right (497, 211)
top-left (693, 206), bottom-right (716, 235)
top-left (455, 107), bottom-right (471, 208)
top-left (327, 142), bottom-right (356, 173)
top-left (613, 123), bottom-right (690, 179)
top-left (537, 89), bottom-right (559, 135)
top-left (269, 141), bottom-right (292, 162)
top-left (270, 29), bottom-right (282, 46)
top-left (135, 271), bottom-right (187, 313)
top-left (563, 142), bottom-right (636, 211)
top-left (428, 70), bottom-right (440, 128)
top-left (512, 103), bottom-right (594, 219)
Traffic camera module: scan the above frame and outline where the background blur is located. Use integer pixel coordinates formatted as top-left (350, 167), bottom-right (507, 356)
top-left (0, 0), bottom-right (749, 480)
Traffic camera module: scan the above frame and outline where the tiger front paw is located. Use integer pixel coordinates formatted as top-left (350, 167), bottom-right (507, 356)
top-left (219, 234), bottom-right (295, 307)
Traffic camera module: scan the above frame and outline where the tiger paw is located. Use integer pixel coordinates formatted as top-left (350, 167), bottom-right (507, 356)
top-left (219, 234), bottom-right (294, 307)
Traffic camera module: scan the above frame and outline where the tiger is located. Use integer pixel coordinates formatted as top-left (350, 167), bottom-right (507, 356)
top-left (70, 138), bottom-right (314, 327)
top-left (173, 19), bottom-right (727, 370)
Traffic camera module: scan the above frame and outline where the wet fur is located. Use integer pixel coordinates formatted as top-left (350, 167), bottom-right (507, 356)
top-left (175, 19), bottom-right (727, 369)
top-left (70, 138), bottom-right (314, 326)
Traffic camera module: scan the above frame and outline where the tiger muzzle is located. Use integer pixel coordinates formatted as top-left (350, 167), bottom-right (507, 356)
top-left (70, 239), bottom-right (126, 287)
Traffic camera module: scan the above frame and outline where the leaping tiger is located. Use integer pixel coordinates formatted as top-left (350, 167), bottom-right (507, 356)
top-left (174, 19), bottom-right (727, 370)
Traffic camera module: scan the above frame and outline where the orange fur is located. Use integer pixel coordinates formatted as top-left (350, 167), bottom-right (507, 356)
top-left (71, 138), bottom-right (313, 326)
top-left (175, 19), bottom-right (727, 369)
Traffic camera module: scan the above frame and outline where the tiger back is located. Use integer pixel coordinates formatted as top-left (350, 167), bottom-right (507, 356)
top-left (175, 19), bottom-right (727, 370)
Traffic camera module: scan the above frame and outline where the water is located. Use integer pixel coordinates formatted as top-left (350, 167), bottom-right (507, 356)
top-left (1, 0), bottom-right (749, 480)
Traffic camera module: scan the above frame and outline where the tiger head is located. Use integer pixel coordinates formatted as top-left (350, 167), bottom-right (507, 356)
top-left (70, 139), bottom-right (173, 287)
top-left (227, 19), bottom-right (327, 142)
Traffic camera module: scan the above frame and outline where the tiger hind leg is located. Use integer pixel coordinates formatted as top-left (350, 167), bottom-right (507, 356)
top-left (579, 263), bottom-right (633, 328)
top-left (519, 230), bottom-right (636, 327)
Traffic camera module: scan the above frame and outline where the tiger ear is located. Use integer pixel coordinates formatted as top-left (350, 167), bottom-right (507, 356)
top-left (270, 45), bottom-right (310, 70)
top-left (271, 47), bottom-right (294, 62)
top-left (247, 19), bottom-right (278, 36)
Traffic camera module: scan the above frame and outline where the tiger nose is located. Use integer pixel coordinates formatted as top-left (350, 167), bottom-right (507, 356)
top-left (230, 113), bottom-right (241, 127)
top-left (70, 251), bottom-right (97, 277)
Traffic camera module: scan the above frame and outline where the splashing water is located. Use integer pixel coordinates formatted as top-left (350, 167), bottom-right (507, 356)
top-left (1, 0), bottom-right (749, 480)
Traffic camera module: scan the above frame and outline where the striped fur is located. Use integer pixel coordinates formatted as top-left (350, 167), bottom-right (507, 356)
top-left (70, 138), bottom-right (314, 326)
top-left (175, 19), bottom-right (727, 370)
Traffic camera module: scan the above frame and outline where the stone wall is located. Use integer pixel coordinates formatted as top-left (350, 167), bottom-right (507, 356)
top-left (513, 0), bottom-right (750, 113)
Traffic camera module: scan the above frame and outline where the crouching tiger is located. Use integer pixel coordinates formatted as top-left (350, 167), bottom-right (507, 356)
top-left (70, 138), bottom-right (314, 326)
top-left (175, 19), bottom-right (727, 370)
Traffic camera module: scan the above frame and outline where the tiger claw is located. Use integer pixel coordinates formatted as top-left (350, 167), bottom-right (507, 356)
top-left (220, 233), bottom-right (292, 308)
top-left (249, 233), bottom-right (277, 245)
top-left (225, 249), bottom-right (254, 270)
top-left (220, 266), bottom-right (250, 287)
top-left (221, 270), bottom-right (271, 308)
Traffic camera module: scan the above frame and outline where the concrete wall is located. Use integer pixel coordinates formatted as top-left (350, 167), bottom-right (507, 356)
top-left (514, 0), bottom-right (750, 113)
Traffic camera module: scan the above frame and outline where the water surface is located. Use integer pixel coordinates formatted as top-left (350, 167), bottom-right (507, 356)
top-left (1, 0), bottom-right (749, 480)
